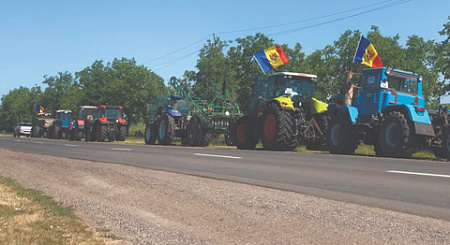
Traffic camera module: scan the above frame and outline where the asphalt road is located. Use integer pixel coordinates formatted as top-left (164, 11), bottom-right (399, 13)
top-left (1, 136), bottom-right (449, 220)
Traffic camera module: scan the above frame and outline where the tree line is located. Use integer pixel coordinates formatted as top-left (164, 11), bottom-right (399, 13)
top-left (1, 18), bottom-right (449, 132)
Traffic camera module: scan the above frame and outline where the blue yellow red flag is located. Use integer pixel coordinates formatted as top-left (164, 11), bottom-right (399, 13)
top-left (353, 36), bottom-right (383, 68)
top-left (36, 104), bottom-right (45, 113)
top-left (254, 45), bottom-right (289, 73)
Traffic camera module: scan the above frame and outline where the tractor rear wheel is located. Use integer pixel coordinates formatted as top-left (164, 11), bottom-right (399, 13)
top-left (158, 114), bottom-right (175, 145)
top-left (187, 116), bottom-right (212, 147)
top-left (233, 116), bottom-right (257, 149)
top-left (327, 115), bottom-right (358, 154)
top-left (378, 111), bottom-right (414, 158)
top-left (261, 103), bottom-right (297, 151)
top-left (144, 123), bottom-right (157, 145)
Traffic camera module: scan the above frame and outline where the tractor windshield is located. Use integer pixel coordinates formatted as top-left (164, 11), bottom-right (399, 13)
top-left (276, 76), bottom-right (315, 103)
top-left (172, 100), bottom-right (189, 115)
top-left (105, 108), bottom-right (120, 119)
top-left (60, 113), bottom-right (71, 121)
top-left (386, 72), bottom-right (418, 94)
top-left (81, 109), bottom-right (98, 120)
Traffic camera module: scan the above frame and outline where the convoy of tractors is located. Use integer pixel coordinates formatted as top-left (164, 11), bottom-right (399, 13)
top-left (25, 66), bottom-right (450, 161)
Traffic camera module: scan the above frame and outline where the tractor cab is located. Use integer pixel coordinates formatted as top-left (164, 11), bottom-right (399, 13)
top-left (149, 95), bottom-right (189, 123)
top-left (98, 105), bottom-right (125, 121)
top-left (352, 67), bottom-right (425, 117)
top-left (248, 72), bottom-right (318, 115)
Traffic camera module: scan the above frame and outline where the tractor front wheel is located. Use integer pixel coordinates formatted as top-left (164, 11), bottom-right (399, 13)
top-left (378, 111), bottom-right (414, 158)
top-left (97, 124), bottom-right (108, 142)
top-left (187, 116), bottom-right (211, 147)
top-left (327, 115), bottom-right (358, 154)
top-left (144, 123), bottom-right (157, 145)
top-left (158, 114), bottom-right (175, 145)
top-left (233, 116), bottom-right (257, 149)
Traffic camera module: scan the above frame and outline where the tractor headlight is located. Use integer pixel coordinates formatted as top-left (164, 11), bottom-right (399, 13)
top-left (225, 111), bottom-right (230, 116)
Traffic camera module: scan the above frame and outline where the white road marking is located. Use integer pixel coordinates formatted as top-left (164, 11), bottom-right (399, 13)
top-left (194, 153), bottom-right (242, 159)
top-left (111, 148), bottom-right (132, 151)
top-left (64, 144), bottom-right (77, 147)
top-left (35, 142), bottom-right (44, 144)
top-left (387, 170), bottom-right (450, 179)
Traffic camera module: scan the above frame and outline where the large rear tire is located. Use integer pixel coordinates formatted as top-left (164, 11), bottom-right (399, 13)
top-left (327, 115), bottom-right (358, 154)
top-left (144, 123), bottom-right (157, 145)
top-left (261, 103), bottom-right (297, 151)
top-left (378, 111), bottom-right (414, 158)
top-left (158, 114), bottom-right (175, 145)
top-left (233, 116), bottom-right (257, 149)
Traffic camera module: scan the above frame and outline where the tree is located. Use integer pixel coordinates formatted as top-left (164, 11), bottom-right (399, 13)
top-left (0, 86), bottom-right (40, 131)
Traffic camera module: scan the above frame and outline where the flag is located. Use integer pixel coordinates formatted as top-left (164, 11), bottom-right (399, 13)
top-left (353, 36), bottom-right (383, 68)
top-left (36, 104), bottom-right (45, 113)
top-left (254, 45), bottom-right (289, 73)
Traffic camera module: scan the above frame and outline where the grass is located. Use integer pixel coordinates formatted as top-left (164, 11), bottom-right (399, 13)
top-left (0, 175), bottom-right (119, 244)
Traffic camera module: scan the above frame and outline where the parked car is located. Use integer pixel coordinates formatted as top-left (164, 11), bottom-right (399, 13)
top-left (14, 122), bottom-right (32, 137)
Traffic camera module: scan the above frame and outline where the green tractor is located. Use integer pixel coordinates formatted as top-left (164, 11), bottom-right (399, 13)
top-left (233, 72), bottom-right (329, 151)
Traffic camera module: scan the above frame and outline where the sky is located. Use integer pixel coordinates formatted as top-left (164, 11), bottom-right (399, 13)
top-left (1, 0), bottom-right (449, 102)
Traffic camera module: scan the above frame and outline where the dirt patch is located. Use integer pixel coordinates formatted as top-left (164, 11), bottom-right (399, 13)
top-left (0, 148), bottom-right (449, 244)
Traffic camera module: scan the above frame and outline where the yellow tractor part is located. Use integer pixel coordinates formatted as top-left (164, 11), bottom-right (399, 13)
top-left (310, 98), bottom-right (328, 114)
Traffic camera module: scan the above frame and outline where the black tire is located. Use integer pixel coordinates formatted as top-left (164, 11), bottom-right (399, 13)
top-left (435, 127), bottom-right (450, 160)
top-left (158, 114), bottom-right (175, 145)
top-left (187, 116), bottom-right (212, 147)
top-left (378, 111), bottom-right (414, 158)
top-left (327, 115), bottom-right (359, 154)
top-left (97, 124), bottom-right (108, 142)
top-left (144, 123), bottom-right (157, 145)
top-left (233, 116), bottom-right (257, 149)
top-left (261, 103), bottom-right (297, 151)
top-left (117, 126), bottom-right (126, 141)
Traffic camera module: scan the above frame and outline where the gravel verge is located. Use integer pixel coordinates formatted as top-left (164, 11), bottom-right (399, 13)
top-left (0, 148), bottom-right (449, 244)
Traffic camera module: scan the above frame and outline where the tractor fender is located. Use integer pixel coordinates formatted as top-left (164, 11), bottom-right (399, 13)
top-left (331, 106), bottom-right (358, 123)
top-left (381, 104), bottom-right (434, 137)
top-left (268, 95), bottom-right (295, 111)
top-left (166, 109), bottom-right (182, 117)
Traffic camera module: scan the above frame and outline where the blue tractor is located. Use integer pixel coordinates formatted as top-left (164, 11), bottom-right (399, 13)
top-left (326, 67), bottom-right (439, 158)
top-left (49, 110), bottom-right (73, 139)
top-left (144, 95), bottom-right (190, 145)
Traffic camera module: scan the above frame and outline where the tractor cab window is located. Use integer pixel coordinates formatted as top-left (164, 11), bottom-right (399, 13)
top-left (60, 113), bottom-right (71, 121)
top-left (364, 73), bottom-right (378, 90)
top-left (106, 108), bottom-right (120, 119)
top-left (386, 73), bottom-right (418, 94)
top-left (274, 76), bottom-right (315, 103)
top-left (172, 100), bottom-right (189, 115)
top-left (248, 75), bottom-right (276, 111)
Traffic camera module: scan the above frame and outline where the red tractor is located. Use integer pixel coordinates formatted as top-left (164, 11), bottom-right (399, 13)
top-left (92, 104), bottom-right (127, 142)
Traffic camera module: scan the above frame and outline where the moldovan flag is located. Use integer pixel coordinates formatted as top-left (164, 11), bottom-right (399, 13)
top-left (353, 36), bottom-right (383, 68)
top-left (36, 104), bottom-right (45, 113)
top-left (254, 45), bottom-right (289, 73)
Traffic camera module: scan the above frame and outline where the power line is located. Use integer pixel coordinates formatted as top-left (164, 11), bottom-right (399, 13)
top-left (147, 0), bottom-right (412, 72)
top-left (215, 0), bottom-right (401, 35)
top-left (270, 0), bottom-right (412, 36)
